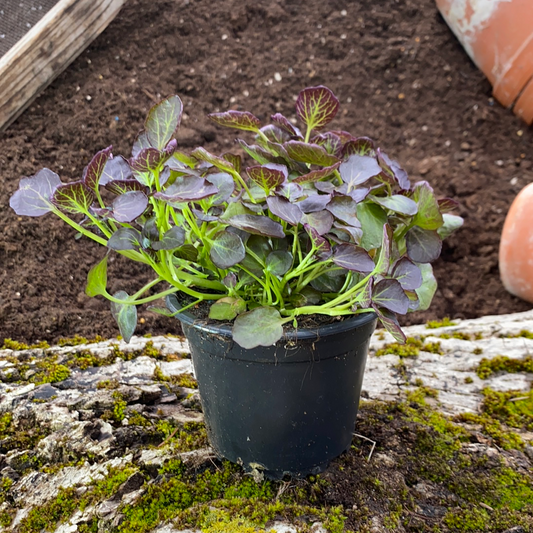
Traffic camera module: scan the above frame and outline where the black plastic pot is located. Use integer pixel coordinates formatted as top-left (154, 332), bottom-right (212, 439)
top-left (167, 294), bottom-right (377, 479)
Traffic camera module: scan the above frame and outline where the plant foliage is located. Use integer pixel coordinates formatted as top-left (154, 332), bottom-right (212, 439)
top-left (10, 87), bottom-right (463, 348)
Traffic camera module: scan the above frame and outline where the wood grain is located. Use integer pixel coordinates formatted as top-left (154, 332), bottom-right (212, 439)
top-left (0, 0), bottom-right (124, 132)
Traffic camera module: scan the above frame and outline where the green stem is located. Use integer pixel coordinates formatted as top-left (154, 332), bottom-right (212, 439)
top-left (53, 209), bottom-right (108, 246)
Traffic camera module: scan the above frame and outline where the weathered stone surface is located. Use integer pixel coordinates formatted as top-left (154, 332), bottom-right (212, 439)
top-left (0, 311), bottom-right (532, 531)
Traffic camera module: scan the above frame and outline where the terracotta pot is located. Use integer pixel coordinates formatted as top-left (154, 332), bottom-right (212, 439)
top-left (500, 182), bottom-right (533, 303)
top-left (436, 0), bottom-right (533, 124)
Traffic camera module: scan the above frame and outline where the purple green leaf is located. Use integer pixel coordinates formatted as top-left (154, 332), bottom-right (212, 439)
top-left (326, 196), bottom-right (359, 226)
top-left (310, 269), bottom-right (345, 292)
top-left (356, 202), bottom-right (387, 250)
top-left (342, 137), bottom-right (375, 157)
top-left (208, 110), bottom-right (261, 132)
top-left (105, 180), bottom-right (147, 195)
top-left (152, 226), bottom-right (186, 251)
top-left (370, 194), bottom-right (418, 216)
top-left (412, 181), bottom-right (443, 230)
top-left (298, 193), bottom-right (331, 213)
top-left (359, 278), bottom-right (373, 308)
top-left (437, 214), bottom-right (464, 239)
top-left (374, 224), bottom-right (392, 275)
top-left (223, 272), bottom-right (237, 289)
top-left (312, 132), bottom-right (342, 155)
top-left (247, 163), bottom-right (288, 190)
top-left (130, 147), bottom-right (168, 173)
top-left (374, 307), bottom-right (406, 343)
top-left (331, 130), bottom-right (355, 144)
top-left (406, 226), bottom-right (442, 263)
top-left (100, 156), bottom-right (133, 185)
top-left (222, 153), bottom-right (242, 174)
top-left (314, 181), bottom-right (336, 193)
top-left (191, 147), bottom-right (235, 173)
top-left (210, 230), bottom-right (246, 269)
top-left (83, 146), bottom-right (112, 191)
top-left (335, 183), bottom-right (370, 203)
top-left (392, 257), bottom-right (422, 290)
top-left (295, 85), bottom-right (339, 131)
top-left (332, 244), bottom-right (375, 272)
top-left (331, 222), bottom-right (363, 243)
top-left (276, 181), bottom-right (304, 201)
top-left (155, 176), bottom-right (218, 202)
top-left (415, 263), bottom-right (438, 311)
top-left (205, 172), bottom-right (235, 205)
top-left (266, 196), bottom-right (303, 226)
top-left (233, 307), bottom-right (284, 348)
top-left (52, 181), bottom-right (96, 214)
top-left (377, 148), bottom-right (410, 190)
top-left (270, 113), bottom-right (303, 138)
top-left (107, 228), bottom-right (142, 251)
top-left (227, 214), bottom-right (285, 238)
top-left (110, 290), bottom-right (137, 343)
top-left (209, 297), bottom-right (246, 321)
top-left (260, 124), bottom-right (291, 144)
top-left (302, 210), bottom-right (334, 235)
top-left (10, 168), bottom-right (61, 217)
top-left (339, 154), bottom-right (382, 188)
top-left (293, 162), bottom-right (340, 183)
top-left (112, 191), bottom-right (149, 223)
top-left (372, 279), bottom-right (410, 314)
top-left (145, 95), bottom-right (183, 150)
top-left (131, 131), bottom-right (151, 159)
top-left (438, 197), bottom-right (460, 213)
top-left (238, 140), bottom-right (275, 165)
top-left (266, 250), bottom-right (293, 276)
top-left (85, 256), bottom-right (108, 297)
top-left (284, 141), bottom-right (340, 167)
top-left (304, 224), bottom-right (331, 259)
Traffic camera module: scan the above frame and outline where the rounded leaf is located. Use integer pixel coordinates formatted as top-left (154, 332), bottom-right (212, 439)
top-left (233, 307), bottom-right (284, 348)
top-left (145, 95), bottom-right (183, 150)
top-left (10, 168), bottom-right (61, 217)
top-left (266, 250), bottom-right (293, 276)
top-left (112, 191), bottom-right (149, 222)
top-left (332, 244), bottom-right (375, 272)
top-left (210, 231), bottom-right (246, 269)
top-left (295, 86), bottom-right (339, 131)
top-left (406, 226), bottom-right (442, 263)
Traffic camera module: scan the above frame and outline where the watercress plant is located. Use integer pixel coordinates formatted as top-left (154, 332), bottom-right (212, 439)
top-left (10, 86), bottom-right (463, 348)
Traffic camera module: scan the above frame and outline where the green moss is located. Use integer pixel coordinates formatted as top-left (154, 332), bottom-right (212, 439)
top-left (128, 411), bottom-right (151, 427)
top-left (476, 355), bottom-right (533, 379)
top-left (101, 391), bottom-right (127, 424)
top-left (155, 421), bottom-right (209, 451)
top-left (0, 411), bottom-right (50, 452)
top-left (171, 373), bottom-right (198, 389)
top-left (426, 317), bottom-right (457, 329)
top-left (479, 388), bottom-right (533, 431)
top-left (500, 329), bottom-right (533, 339)
top-left (473, 347), bottom-right (483, 355)
top-left (96, 378), bottom-right (120, 390)
top-left (1, 338), bottom-right (50, 350)
top-left (18, 486), bottom-right (79, 533)
top-left (464, 376), bottom-right (474, 384)
top-left (57, 334), bottom-right (105, 346)
top-left (201, 511), bottom-right (259, 533)
top-left (456, 412), bottom-right (524, 450)
top-left (376, 337), bottom-right (443, 357)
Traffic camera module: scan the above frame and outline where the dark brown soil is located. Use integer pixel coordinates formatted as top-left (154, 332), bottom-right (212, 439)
top-left (1, 0), bottom-right (532, 344)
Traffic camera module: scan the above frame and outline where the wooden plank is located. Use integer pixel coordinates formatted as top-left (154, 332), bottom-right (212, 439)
top-left (0, 0), bottom-right (124, 132)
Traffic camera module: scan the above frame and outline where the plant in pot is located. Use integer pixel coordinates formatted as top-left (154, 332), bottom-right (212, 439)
top-left (9, 86), bottom-right (463, 478)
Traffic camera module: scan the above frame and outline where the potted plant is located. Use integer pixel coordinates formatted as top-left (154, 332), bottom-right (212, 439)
top-left (9, 86), bottom-right (463, 478)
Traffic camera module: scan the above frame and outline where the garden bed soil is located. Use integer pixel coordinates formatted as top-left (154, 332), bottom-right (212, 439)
top-left (1, 0), bottom-right (532, 344)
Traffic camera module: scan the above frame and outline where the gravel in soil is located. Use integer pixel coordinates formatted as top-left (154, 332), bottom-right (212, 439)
top-left (1, 0), bottom-right (532, 344)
